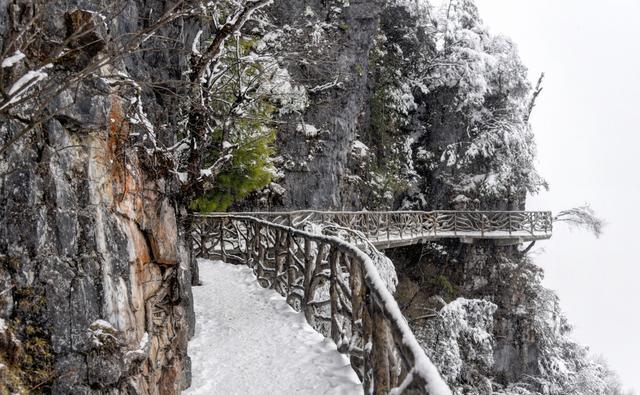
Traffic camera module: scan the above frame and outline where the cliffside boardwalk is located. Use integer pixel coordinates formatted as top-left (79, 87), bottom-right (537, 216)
top-left (187, 260), bottom-right (363, 394)
top-left (195, 210), bottom-right (553, 252)
top-left (190, 211), bottom-right (552, 394)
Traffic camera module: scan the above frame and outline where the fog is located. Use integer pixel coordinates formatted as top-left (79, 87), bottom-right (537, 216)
top-left (475, 0), bottom-right (640, 391)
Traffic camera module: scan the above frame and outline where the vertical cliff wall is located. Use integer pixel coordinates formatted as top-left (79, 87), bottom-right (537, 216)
top-left (0, 1), bottom-right (196, 393)
top-left (245, 1), bottom-right (616, 394)
top-left (261, 0), bottom-right (383, 209)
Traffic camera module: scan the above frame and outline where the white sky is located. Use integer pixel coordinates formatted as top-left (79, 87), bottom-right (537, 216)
top-left (474, 0), bottom-right (640, 392)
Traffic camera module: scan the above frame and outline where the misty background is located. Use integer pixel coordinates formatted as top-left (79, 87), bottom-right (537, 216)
top-left (474, 0), bottom-right (639, 392)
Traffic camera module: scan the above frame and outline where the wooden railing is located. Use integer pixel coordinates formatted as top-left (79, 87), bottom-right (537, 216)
top-left (197, 210), bottom-right (552, 245)
top-left (191, 215), bottom-right (451, 395)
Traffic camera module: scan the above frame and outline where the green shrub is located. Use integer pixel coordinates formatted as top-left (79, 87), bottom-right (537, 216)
top-left (190, 125), bottom-right (275, 212)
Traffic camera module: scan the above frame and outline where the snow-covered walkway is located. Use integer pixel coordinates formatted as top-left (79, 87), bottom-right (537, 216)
top-left (185, 260), bottom-right (362, 395)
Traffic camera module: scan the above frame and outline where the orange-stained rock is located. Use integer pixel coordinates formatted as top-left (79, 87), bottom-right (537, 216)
top-left (146, 199), bottom-right (179, 265)
top-left (142, 263), bottom-right (163, 301)
top-left (128, 221), bottom-right (152, 265)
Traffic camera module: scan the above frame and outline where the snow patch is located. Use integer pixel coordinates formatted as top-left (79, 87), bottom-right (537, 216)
top-left (192, 30), bottom-right (203, 55)
top-left (0, 64), bottom-right (53, 110)
top-left (310, 23), bottom-right (324, 44)
top-left (268, 182), bottom-right (286, 195)
top-left (88, 319), bottom-right (118, 348)
top-left (175, 171), bottom-right (188, 184)
top-left (304, 5), bottom-right (316, 17)
top-left (296, 122), bottom-right (319, 137)
top-left (259, 66), bottom-right (308, 115)
top-left (1, 51), bottom-right (25, 68)
top-left (351, 140), bottom-right (369, 158)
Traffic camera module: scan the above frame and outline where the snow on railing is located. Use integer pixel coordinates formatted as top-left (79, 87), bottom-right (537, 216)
top-left (191, 215), bottom-right (452, 395)
top-left (198, 210), bottom-right (553, 244)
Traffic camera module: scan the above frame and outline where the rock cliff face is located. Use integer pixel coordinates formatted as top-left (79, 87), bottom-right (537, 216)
top-left (386, 242), bottom-right (550, 391)
top-left (262, 0), bottom-right (383, 209)
top-left (258, 1), bottom-right (542, 212)
top-left (249, 1), bottom-right (617, 394)
top-left (0, 1), bottom-right (195, 393)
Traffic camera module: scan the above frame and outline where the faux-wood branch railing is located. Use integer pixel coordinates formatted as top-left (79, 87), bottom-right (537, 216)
top-left (198, 210), bottom-right (553, 247)
top-left (191, 215), bottom-right (451, 395)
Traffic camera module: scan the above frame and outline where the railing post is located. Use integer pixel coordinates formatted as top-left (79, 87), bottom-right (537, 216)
top-left (286, 230), bottom-right (294, 295)
top-left (256, 223), bottom-right (266, 285)
top-left (275, 229), bottom-right (285, 293)
top-left (386, 213), bottom-right (390, 241)
top-left (531, 213), bottom-right (535, 235)
top-left (453, 212), bottom-right (457, 236)
top-left (329, 247), bottom-right (341, 346)
top-left (302, 238), bottom-right (314, 323)
top-left (246, 221), bottom-right (252, 266)
top-left (197, 218), bottom-right (206, 259)
top-left (362, 291), bottom-right (373, 394)
top-left (433, 213), bottom-right (438, 237)
top-left (407, 214), bottom-right (417, 238)
top-left (371, 300), bottom-right (391, 394)
top-left (365, 213), bottom-right (370, 239)
top-left (220, 218), bottom-right (226, 262)
top-left (251, 222), bottom-right (260, 268)
top-left (349, 257), bottom-right (365, 375)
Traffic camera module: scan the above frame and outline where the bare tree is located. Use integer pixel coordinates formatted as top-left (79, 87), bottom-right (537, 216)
top-left (554, 204), bottom-right (605, 238)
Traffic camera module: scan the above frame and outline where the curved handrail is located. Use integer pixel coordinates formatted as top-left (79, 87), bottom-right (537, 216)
top-left (191, 215), bottom-right (452, 395)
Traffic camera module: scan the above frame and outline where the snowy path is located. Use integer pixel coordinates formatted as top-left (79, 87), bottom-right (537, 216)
top-left (185, 260), bottom-right (362, 395)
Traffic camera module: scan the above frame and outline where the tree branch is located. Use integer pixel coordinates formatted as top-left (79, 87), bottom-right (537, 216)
top-left (524, 72), bottom-right (544, 123)
top-left (191, 0), bottom-right (273, 83)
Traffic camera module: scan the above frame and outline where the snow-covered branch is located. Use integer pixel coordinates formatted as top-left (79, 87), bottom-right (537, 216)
top-left (191, 0), bottom-right (273, 83)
